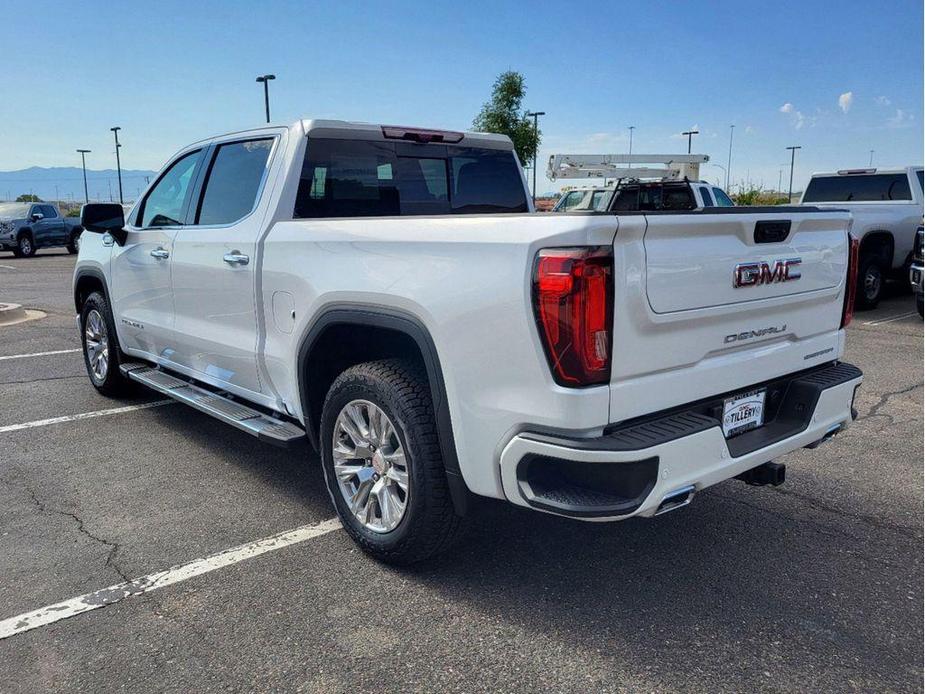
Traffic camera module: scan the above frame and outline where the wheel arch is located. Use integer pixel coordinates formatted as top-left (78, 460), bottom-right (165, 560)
top-left (859, 229), bottom-right (895, 266)
top-left (73, 267), bottom-right (110, 314)
top-left (296, 304), bottom-right (469, 514)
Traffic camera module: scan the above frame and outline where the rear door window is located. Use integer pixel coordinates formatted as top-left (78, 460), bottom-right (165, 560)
top-left (294, 138), bottom-right (528, 218)
top-left (803, 174), bottom-right (913, 202)
top-left (699, 187), bottom-right (715, 207)
top-left (195, 139), bottom-right (274, 225)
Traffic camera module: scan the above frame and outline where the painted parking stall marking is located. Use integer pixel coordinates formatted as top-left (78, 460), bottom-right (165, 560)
top-left (0, 348), bottom-right (81, 361)
top-left (0, 401), bottom-right (173, 434)
top-left (0, 518), bottom-right (342, 640)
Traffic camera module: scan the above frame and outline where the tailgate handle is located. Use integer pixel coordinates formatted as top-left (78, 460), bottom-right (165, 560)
top-left (754, 220), bottom-right (791, 244)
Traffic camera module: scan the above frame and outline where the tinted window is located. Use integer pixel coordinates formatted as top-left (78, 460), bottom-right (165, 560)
top-left (196, 139), bottom-right (273, 225)
top-left (556, 190), bottom-right (586, 211)
top-left (803, 174), bottom-right (912, 202)
top-left (591, 190), bottom-right (611, 210)
top-left (611, 186), bottom-right (640, 211)
top-left (699, 187), bottom-right (715, 207)
top-left (713, 188), bottom-right (735, 207)
top-left (140, 151), bottom-right (201, 227)
top-left (43, 205), bottom-right (58, 218)
top-left (294, 138), bottom-right (528, 218)
top-left (916, 170), bottom-right (923, 192)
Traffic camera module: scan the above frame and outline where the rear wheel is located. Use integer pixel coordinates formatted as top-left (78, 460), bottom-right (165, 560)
top-left (67, 230), bottom-right (82, 254)
top-left (17, 233), bottom-right (35, 258)
top-left (80, 291), bottom-right (133, 397)
top-left (320, 359), bottom-right (462, 564)
top-left (855, 254), bottom-right (884, 310)
top-left (917, 296), bottom-right (923, 318)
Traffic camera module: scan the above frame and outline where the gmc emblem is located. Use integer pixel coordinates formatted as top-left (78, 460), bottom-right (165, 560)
top-left (733, 258), bottom-right (802, 288)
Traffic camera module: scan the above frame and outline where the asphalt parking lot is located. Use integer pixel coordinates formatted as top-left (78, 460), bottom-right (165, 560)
top-left (0, 249), bottom-right (921, 693)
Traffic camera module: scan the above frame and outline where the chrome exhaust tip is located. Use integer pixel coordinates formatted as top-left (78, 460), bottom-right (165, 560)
top-left (655, 485), bottom-right (696, 516)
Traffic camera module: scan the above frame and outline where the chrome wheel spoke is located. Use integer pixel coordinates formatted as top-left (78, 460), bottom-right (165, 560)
top-left (84, 309), bottom-right (109, 381)
top-left (332, 399), bottom-right (410, 533)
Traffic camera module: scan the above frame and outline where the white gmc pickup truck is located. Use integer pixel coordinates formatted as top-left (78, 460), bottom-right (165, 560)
top-left (75, 120), bottom-right (863, 563)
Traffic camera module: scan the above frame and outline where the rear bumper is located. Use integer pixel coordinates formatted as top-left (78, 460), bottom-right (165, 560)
top-left (499, 362), bottom-right (862, 520)
top-left (910, 263), bottom-right (923, 295)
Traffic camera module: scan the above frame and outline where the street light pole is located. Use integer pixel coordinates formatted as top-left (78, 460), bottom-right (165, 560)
top-left (682, 130), bottom-right (699, 154)
top-left (786, 145), bottom-right (802, 202)
top-left (256, 74), bottom-right (276, 123)
top-left (726, 125), bottom-right (735, 190)
top-left (76, 149), bottom-right (91, 204)
top-left (526, 111), bottom-right (545, 202)
top-left (110, 127), bottom-right (123, 204)
top-left (869, 149), bottom-right (874, 167)
top-left (628, 125), bottom-right (635, 157)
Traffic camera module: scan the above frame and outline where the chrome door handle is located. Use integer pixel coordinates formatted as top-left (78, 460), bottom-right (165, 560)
top-left (150, 247), bottom-right (169, 259)
top-left (223, 251), bottom-right (249, 266)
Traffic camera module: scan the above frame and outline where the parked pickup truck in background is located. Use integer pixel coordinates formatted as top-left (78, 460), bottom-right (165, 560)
top-left (801, 166), bottom-right (924, 308)
top-left (75, 119), bottom-right (863, 564)
top-left (553, 181), bottom-right (736, 212)
top-left (0, 202), bottom-right (83, 256)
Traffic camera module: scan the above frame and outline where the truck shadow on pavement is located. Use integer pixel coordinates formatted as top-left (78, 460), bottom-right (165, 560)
top-left (142, 404), bottom-right (920, 690)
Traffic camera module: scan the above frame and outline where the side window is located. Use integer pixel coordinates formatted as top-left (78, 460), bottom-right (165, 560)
top-left (44, 205), bottom-right (58, 218)
top-left (28, 205), bottom-right (41, 219)
top-left (195, 139), bottom-right (274, 225)
top-left (612, 187), bottom-right (640, 211)
top-left (557, 191), bottom-right (587, 211)
top-left (713, 188), bottom-right (735, 207)
top-left (139, 150), bottom-right (201, 227)
top-left (699, 187), bottom-right (715, 207)
top-left (916, 170), bottom-right (923, 193)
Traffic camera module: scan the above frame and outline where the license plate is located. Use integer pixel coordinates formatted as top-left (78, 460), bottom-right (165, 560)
top-left (722, 389), bottom-right (766, 438)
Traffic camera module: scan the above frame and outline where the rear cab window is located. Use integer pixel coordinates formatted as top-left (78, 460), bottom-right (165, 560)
top-left (699, 187), bottom-right (715, 207)
top-left (294, 138), bottom-right (528, 218)
top-left (712, 188), bottom-right (735, 207)
top-left (803, 173), bottom-right (913, 202)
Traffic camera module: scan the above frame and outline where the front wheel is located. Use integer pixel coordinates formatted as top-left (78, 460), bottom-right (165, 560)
top-left (80, 291), bottom-right (133, 397)
top-left (17, 234), bottom-right (35, 258)
top-left (320, 359), bottom-right (462, 564)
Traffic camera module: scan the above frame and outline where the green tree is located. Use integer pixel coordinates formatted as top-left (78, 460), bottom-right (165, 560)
top-left (472, 71), bottom-right (540, 166)
top-left (16, 194), bottom-right (42, 202)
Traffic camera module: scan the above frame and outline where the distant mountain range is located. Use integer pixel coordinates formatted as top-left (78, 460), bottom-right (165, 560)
top-left (0, 167), bottom-right (159, 204)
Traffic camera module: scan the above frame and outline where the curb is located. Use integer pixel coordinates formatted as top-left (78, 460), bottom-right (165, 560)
top-left (0, 303), bottom-right (45, 327)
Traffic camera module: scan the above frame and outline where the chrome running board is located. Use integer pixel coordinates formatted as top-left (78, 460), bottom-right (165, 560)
top-left (119, 363), bottom-right (305, 448)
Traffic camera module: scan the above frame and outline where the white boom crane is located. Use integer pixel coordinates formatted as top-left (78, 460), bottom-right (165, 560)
top-left (547, 153), bottom-right (710, 182)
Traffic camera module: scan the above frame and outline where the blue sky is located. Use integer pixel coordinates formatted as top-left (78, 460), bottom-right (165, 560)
top-left (1, 0), bottom-right (921, 194)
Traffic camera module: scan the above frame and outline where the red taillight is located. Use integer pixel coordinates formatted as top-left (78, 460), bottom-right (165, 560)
top-left (532, 247), bottom-right (613, 386)
top-left (841, 236), bottom-right (860, 328)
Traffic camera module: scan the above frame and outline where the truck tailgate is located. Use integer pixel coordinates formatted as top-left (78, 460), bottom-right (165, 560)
top-left (609, 209), bottom-right (852, 424)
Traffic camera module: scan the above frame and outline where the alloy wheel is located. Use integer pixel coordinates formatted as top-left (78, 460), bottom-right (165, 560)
top-left (84, 309), bottom-right (110, 381)
top-left (332, 399), bottom-right (409, 533)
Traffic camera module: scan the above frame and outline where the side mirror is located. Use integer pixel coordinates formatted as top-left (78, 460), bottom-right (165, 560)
top-left (80, 203), bottom-right (127, 245)
top-left (31, 213), bottom-right (44, 222)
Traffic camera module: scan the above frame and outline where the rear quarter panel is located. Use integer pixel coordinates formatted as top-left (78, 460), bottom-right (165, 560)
top-left (259, 214), bottom-right (619, 498)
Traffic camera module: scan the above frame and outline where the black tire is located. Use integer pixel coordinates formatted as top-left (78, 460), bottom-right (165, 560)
top-left (917, 296), bottom-right (923, 318)
top-left (66, 230), bottom-right (81, 254)
top-left (16, 233), bottom-right (35, 257)
top-left (320, 359), bottom-right (462, 564)
top-left (11, 248), bottom-right (23, 258)
top-left (855, 254), bottom-right (885, 310)
top-left (79, 291), bottom-right (133, 397)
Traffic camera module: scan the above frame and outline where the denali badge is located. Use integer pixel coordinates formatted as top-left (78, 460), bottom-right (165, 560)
top-left (724, 324), bottom-right (787, 344)
top-left (733, 258), bottom-right (801, 288)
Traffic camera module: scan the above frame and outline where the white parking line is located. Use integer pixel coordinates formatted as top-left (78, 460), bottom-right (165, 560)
top-left (0, 264), bottom-right (17, 270)
top-left (0, 518), bottom-right (342, 640)
top-left (0, 401), bottom-right (173, 434)
top-left (863, 312), bottom-right (917, 326)
top-left (0, 348), bottom-right (81, 361)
